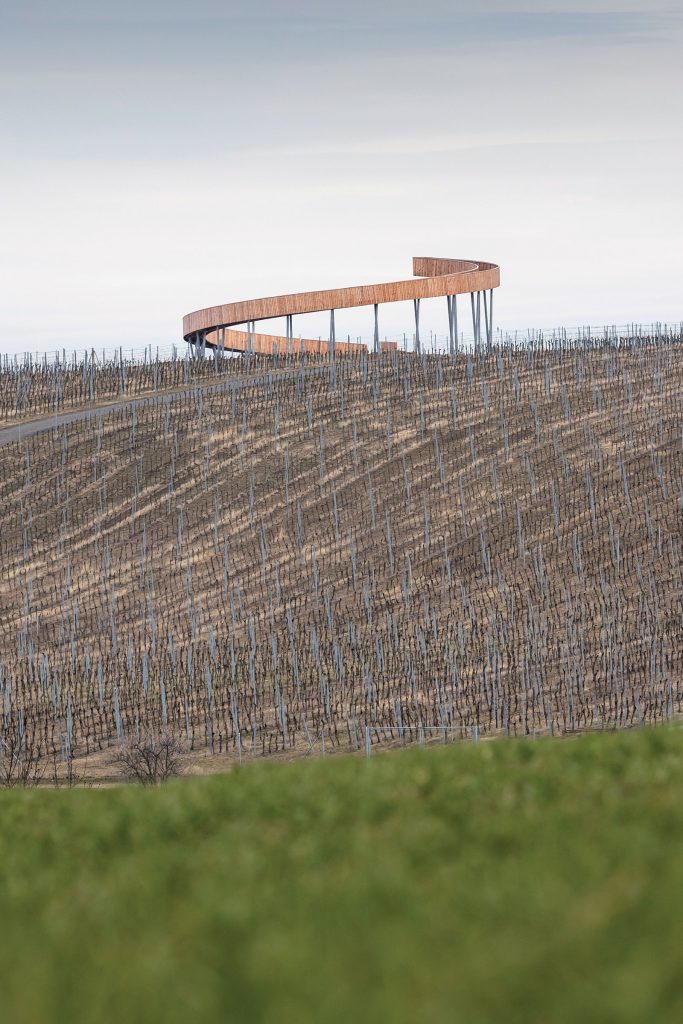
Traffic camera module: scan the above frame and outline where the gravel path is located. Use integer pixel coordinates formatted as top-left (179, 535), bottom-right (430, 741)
top-left (0, 367), bottom-right (305, 447)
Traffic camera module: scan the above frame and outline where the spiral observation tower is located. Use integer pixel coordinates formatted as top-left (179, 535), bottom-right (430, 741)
top-left (182, 257), bottom-right (500, 356)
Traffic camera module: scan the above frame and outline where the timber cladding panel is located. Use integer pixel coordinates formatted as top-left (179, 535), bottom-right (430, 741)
top-left (182, 256), bottom-right (500, 354)
top-left (203, 328), bottom-right (397, 356)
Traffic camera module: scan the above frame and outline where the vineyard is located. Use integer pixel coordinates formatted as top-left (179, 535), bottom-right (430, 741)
top-left (0, 336), bottom-right (682, 781)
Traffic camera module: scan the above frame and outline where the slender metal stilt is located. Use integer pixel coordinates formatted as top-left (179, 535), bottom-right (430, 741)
top-left (329, 309), bottom-right (336, 358)
top-left (447, 295), bottom-right (458, 356)
top-left (489, 289), bottom-right (493, 350)
top-left (483, 291), bottom-right (490, 353)
top-left (414, 298), bottom-right (421, 354)
top-left (373, 303), bottom-right (379, 354)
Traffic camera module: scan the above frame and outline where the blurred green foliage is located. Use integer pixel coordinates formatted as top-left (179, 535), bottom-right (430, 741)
top-left (2, 728), bottom-right (683, 1023)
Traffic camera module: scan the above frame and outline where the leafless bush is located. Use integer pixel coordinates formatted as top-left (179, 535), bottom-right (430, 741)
top-left (0, 728), bottom-right (45, 787)
top-left (115, 730), bottom-right (183, 785)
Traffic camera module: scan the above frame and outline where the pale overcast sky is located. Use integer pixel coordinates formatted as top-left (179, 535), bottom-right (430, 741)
top-left (1, 1), bottom-right (682, 353)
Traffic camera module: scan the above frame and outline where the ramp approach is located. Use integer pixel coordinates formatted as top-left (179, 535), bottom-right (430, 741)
top-left (182, 257), bottom-right (500, 356)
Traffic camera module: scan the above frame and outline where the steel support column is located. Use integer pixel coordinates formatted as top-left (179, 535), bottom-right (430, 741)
top-left (414, 298), bottom-right (421, 354)
top-left (483, 291), bottom-right (490, 353)
top-left (329, 309), bottom-right (336, 357)
top-left (447, 295), bottom-right (458, 356)
top-left (373, 303), bottom-right (379, 354)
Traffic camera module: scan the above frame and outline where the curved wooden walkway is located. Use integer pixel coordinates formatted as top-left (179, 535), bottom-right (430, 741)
top-left (183, 256), bottom-right (500, 355)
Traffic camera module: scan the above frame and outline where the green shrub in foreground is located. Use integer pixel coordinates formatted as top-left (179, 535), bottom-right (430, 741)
top-left (1, 728), bottom-right (683, 1024)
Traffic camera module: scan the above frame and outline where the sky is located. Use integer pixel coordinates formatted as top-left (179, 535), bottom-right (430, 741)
top-left (1, 0), bottom-right (682, 355)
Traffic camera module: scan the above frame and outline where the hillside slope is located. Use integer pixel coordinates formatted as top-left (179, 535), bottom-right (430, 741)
top-left (0, 345), bottom-right (681, 776)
